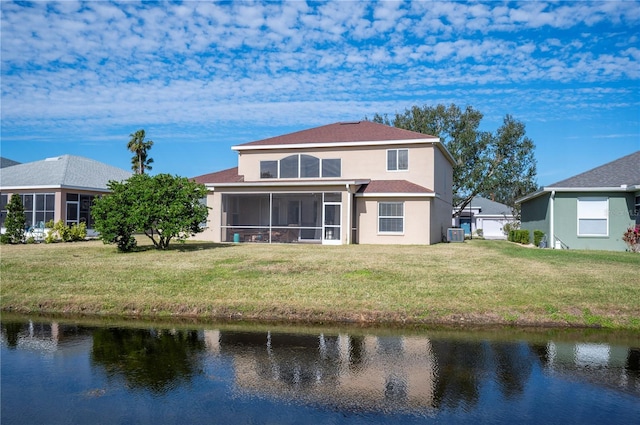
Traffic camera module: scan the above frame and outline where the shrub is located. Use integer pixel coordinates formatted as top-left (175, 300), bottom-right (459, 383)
top-left (533, 230), bottom-right (545, 247)
top-left (510, 229), bottom-right (530, 244)
top-left (622, 224), bottom-right (640, 253)
top-left (69, 222), bottom-right (87, 241)
top-left (45, 220), bottom-right (86, 243)
top-left (4, 194), bottom-right (25, 244)
top-left (503, 221), bottom-right (520, 237)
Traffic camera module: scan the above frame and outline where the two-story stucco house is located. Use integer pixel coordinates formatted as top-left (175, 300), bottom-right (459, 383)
top-left (193, 121), bottom-right (454, 245)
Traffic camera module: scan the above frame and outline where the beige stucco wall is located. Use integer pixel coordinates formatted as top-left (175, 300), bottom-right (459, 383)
top-left (237, 143), bottom-right (441, 190)
top-left (356, 197), bottom-right (432, 244)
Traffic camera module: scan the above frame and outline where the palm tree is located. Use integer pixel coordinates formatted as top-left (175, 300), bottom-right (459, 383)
top-left (127, 129), bottom-right (154, 174)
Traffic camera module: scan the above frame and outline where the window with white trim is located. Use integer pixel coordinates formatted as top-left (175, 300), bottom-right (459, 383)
top-left (635, 195), bottom-right (640, 225)
top-left (387, 149), bottom-right (408, 171)
top-left (577, 197), bottom-right (608, 236)
top-left (260, 161), bottom-right (277, 178)
top-left (378, 202), bottom-right (404, 233)
top-left (260, 155), bottom-right (341, 179)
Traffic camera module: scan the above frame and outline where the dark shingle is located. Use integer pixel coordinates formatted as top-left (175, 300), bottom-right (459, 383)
top-left (237, 121), bottom-right (437, 147)
top-left (549, 151), bottom-right (640, 188)
top-left (359, 180), bottom-right (433, 194)
top-left (192, 167), bottom-right (244, 184)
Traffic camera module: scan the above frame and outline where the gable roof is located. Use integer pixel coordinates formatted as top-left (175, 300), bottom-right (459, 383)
top-left (1, 157), bottom-right (21, 168)
top-left (235, 121), bottom-right (438, 149)
top-left (518, 150), bottom-right (640, 203)
top-left (0, 155), bottom-right (132, 191)
top-left (192, 167), bottom-right (244, 184)
top-left (548, 150), bottom-right (640, 188)
top-left (467, 196), bottom-right (513, 217)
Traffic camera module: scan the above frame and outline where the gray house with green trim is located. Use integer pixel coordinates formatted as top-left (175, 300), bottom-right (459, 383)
top-left (518, 151), bottom-right (640, 251)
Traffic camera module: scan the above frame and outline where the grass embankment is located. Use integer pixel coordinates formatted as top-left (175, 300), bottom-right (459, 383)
top-left (1, 239), bottom-right (638, 329)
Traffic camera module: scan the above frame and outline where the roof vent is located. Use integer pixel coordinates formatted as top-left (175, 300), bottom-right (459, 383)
top-left (45, 156), bottom-right (62, 161)
top-left (339, 121), bottom-right (361, 125)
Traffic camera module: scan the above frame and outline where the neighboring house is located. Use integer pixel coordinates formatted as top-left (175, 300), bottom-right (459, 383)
top-left (452, 196), bottom-right (515, 239)
top-left (0, 155), bottom-right (131, 236)
top-left (1, 157), bottom-right (21, 168)
top-left (193, 121), bottom-right (454, 245)
top-left (518, 151), bottom-right (640, 251)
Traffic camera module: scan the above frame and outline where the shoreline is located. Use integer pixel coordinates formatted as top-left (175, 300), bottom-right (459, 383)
top-left (2, 239), bottom-right (639, 331)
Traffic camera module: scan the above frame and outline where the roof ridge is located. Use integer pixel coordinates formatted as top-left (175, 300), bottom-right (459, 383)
top-left (548, 150), bottom-right (640, 188)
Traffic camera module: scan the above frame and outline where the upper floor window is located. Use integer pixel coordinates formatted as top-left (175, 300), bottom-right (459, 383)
top-left (322, 159), bottom-right (341, 178)
top-left (260, 155), bottom-right (341, 179)
top-left (577, 197), bottom-right (608, 237)
top-left (260, 161), bottom-right (277, 179)
top-left (387, 149), bottom-right (408, 171)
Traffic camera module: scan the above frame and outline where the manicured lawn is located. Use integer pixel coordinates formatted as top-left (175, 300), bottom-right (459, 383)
top-left (1, 238), bottom-right (638, 329)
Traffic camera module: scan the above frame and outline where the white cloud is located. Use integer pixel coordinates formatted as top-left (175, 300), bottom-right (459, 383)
top-left (1, 0), bottom-right (638, 149)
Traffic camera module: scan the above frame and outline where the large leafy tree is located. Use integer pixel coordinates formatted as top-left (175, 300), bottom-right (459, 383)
top-left (3, 194), bottom-right (26, 244)
top-left (92, 174), bottom-right (209, 251)
top-left (371, 104), bottom-right (537, 217)
top-left (127, 129), bottom-right (154, 174)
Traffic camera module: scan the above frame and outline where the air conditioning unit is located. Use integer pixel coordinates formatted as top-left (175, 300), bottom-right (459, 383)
top-left (447, 228), bottom-right (465, 243)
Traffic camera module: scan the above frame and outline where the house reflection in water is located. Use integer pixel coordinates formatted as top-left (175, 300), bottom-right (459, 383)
top-left (205, 331), bottom-right (437, 412)
top-left (2, 321), bottom-right (639, 411)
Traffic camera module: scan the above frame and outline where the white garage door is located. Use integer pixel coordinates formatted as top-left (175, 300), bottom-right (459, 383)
top-left (480, 219), bottom-right (506, 239)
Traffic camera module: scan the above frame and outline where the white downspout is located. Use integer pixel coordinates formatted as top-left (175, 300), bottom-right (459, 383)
top-left (550, 190), bottom-right (555, 249)
top-left (346, 184), bottom-right (352, 245)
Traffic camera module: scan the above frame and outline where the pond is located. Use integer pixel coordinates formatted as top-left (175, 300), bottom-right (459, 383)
top-left (1, 316), bottom-right (639, 424)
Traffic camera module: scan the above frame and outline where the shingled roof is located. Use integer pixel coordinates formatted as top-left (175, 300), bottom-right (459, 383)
top-left (192, 167), bottom-right (244, 184)
top-left (1, 157), bottom-right (21, 168)
top-left (464, 196), bottom-right (513, 216)
top-left (548, 150), bottom-right (640, 188)
top-left (0, 155), bottom-right (131, 191)
top-left (234, 121), bottom-right (438, 148)
top-left (358, 180), bottom-right (434, 195)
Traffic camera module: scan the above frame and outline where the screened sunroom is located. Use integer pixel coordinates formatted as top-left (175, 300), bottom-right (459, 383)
top-left (221, 192), bottom-right (343, 244)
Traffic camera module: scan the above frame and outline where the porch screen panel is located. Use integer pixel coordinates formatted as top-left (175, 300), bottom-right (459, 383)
top-left (35, 194), bottom-right (55, 225)
top-left (21, 194), bottom-right (34, 227)
top-left (79, 195), bottom-right (95, 228)
top-left (0, 194), bottom-right (7, 228)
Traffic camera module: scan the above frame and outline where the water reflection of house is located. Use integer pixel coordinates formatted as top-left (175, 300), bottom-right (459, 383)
top-left (1, 321), bottom-right (93, 354)
top-left (542, 342), bottom-right (640, 395)
top-left (204, 330), bottom-right (436, 412)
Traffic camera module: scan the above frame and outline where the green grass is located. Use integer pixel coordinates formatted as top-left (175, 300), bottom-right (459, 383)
top-left (1, 238), bottom-right (639, 329)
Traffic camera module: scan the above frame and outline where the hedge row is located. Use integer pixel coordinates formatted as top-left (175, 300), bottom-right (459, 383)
top-left (508, 229), bottom-right (546, 247)
top-left (508, 230), bottom-right (530, 244)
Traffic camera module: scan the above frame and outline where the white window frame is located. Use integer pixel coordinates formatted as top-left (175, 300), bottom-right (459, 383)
top-left (378, 202), bottom-right (404, 234)
top-left (387, 149), bottom-right (408, 172)
top-left (577, 197), bottom-right (609, 237)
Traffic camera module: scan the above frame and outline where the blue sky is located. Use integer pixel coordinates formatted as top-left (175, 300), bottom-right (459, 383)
top-left (1, 1), bottom-right (638, 186)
